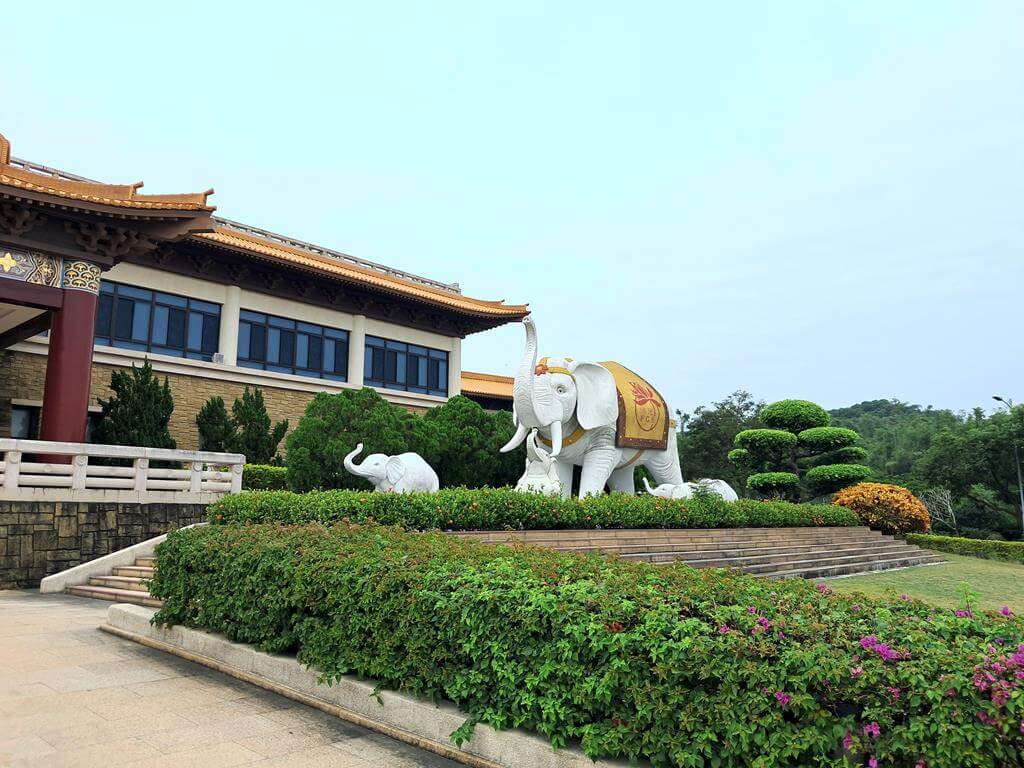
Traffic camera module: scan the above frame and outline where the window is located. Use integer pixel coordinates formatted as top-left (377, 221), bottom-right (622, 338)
top-left (364, 336), bottom-right (448, 396)
top-left (237, 310), bottom-right (349, 381)
top-left (94, 282), bottom-right (221, 361)
top-left (10, 405), bottom-right (40, 439)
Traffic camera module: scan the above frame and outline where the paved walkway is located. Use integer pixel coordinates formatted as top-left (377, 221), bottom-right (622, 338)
top-left (0, 591), bottom-right (460, 768)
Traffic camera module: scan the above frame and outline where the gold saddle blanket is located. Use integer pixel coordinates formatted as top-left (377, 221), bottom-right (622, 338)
top-left (600, 361), bottom-right (670, 451)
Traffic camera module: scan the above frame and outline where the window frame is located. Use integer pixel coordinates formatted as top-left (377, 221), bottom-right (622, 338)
top-left (94, 282), bottom-right (222, 361)
top-left (364, 335), bottom-right (449, 397)
top-left (236, 309), bottom-right (350, 381)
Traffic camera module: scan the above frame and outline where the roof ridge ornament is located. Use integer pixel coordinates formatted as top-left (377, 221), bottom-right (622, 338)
top-left (0, 134), bottom-right (9, 164)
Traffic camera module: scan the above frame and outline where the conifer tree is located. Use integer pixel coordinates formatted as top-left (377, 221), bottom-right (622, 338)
top-left (94, 360), bottom-right (176, 449)
top-left (196, 396), bottom-right (233, 452)
top-left (227, 387), bottom-right (287, 464)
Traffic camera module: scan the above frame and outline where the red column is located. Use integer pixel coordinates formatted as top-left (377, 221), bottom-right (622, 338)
top-left (39, 287), bottom-right (98, 445)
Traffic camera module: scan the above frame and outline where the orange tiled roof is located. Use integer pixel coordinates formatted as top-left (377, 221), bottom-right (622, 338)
top-left (0, 133), bottom-right (214, 213)
top-left (196, 226), bottom-right (530, 319)
top-left (461, 370), bottom-right (513, 399)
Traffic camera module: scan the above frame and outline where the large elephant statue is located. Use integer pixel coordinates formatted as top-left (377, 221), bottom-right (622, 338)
top-left (500, 317), bottom-right (684, 498)
top-left (343, 443), bottom-right (439, 493)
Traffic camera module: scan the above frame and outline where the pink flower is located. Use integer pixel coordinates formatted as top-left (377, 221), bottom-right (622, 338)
top-left (955, 609), bottom-right (973, 619)
top-left (747, 605), bottom-right (758, 614)
top-left (869, 758), bottom-right (879, 768)
top-left (900, 593), bottom-right (910, 601)
top-left (863, 722), bottom-right (881, 740)
top-left (842, 731), bottom-right (854, 751)
top-left (774, 690), bottom-right (791, 707)
top-left (851, 603), bottom-right (862, 612)
top-left (718, 624), bottom-right (731, 635)
top-left (816, 582), bottom-right (831, 595)
top-left (887, 686), bottom-right (901, 701)
top-left (1001, 606), bottom-right (1014, 617)
top-left (850, 666), bottom-right (864, 679)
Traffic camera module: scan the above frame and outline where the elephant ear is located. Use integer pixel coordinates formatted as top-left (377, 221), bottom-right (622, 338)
top-left (571, 362), bottom-right (618, 430)
top-left (385, 457), bottom-right (406, 486)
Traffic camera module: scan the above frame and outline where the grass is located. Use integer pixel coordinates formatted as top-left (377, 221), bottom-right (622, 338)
top-left (825, 552), bottom-right (1024, 614)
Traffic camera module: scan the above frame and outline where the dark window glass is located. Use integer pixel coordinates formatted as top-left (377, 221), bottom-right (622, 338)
top-left (364, 335), bottom-right (448, 396)
top-left (236, 310), bottom-right (348, 381)
top-left (93, 281), bottom-right (221, 361)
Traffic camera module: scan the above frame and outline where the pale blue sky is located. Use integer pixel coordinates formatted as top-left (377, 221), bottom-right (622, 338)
top-left (4, 2), bottom-right (1022, 414)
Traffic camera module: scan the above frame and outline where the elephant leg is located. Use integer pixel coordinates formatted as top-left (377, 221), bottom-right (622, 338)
top-left (645, 447), bottom-right (684, 487)
top-left (556, 460), bottom-right (574, 499)
top-left (607, 466), bottom-right (635, 495)
top-left (579, 448), bottom-right (618, 498)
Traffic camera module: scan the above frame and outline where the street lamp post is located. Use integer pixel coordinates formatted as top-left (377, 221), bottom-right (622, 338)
top-left (993, 395), bottom-right (1024, 535)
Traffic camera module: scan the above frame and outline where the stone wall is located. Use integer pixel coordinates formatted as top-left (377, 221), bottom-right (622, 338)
top-left (0, 499), bottom-right (207, 588)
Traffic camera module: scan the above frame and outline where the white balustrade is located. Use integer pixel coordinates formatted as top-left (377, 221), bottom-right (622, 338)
top-left (0, 439), bottom-right (246, 503)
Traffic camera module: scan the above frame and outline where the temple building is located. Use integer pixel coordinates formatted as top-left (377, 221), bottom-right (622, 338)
top-left (0, 133), bottom-right (523, 450)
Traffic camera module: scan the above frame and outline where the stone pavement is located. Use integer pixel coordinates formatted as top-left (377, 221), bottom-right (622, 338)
top-left (0, 591), bottom-right (460, 768)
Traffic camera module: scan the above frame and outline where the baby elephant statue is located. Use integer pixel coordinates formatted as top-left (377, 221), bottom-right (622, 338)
top-left (643, 477), bottom-right (739, 502)
top-left (515, 430), bottom-right (562, 496)
top-left (343, 443), bottom-right (439, 493)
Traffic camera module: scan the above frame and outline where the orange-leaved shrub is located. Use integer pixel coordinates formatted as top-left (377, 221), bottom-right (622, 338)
top-left (833, 482), bottom-right (931, 535)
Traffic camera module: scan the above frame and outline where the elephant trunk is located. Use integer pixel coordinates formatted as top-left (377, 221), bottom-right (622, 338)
top-left (512, 317), bottom-right (542, 429)
top-left (344, 444), bottom-right (369, 476)
top-left (643, 476), bottom-right (656, 495)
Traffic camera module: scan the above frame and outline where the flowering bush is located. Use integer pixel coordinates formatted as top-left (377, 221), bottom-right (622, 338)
top-left (151, 523), bottom-right (1024, 767)
top-left (209, 487), bottom-right (858, 530)
top-left (833, 482), bottom-right (931, 535)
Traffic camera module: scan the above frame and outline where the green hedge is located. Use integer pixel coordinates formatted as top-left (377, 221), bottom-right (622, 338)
top-left (210, 488), bottom-right (859, 531)
top-left (907, 533), bottom-right (1024, 564)
top-left (150, 523), bottom-right (1024, 767)
top-left (242, 464), bottom-right (289, 491)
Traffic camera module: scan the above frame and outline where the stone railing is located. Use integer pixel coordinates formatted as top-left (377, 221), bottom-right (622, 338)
top-left (0, 439), bottom-right (245, 503)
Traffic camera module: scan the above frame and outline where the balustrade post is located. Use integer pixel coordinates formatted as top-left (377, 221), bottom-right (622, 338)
top-left (230, 462), bottom-right (244, 494)
top-left (133, 458), bottom-right (149, 492)
top-left (70, 454), bottom-right (88, 489)
top-left (189, 461), bottom-right (203, 493)
top-left (3, 451), bottom-right (20, 490)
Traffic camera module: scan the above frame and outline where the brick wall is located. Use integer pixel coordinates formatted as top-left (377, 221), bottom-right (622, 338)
top-left (0, 500), bottom-right (206, 588)
top-left (0, 350), bottom-right (321, 450)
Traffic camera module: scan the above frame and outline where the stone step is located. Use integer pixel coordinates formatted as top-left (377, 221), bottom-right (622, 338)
top-left (624, 543), bottom-right (920, 567)
top-left (112, 565), bottom-right (155, 578)
top-left (763, 553), bottom-right (946, 581)
top-left (135, 556), bottom-right (157, 568)
top-left (89, 575), bottom-right (150, 592)
top-left (474, 531), bottom-right (892, 548)
top-left (67, 584), bottom-right (163, 607)
top-left (458, 527), bottom-right (878, 543)
top-left (553, 540), bottom-right (901, 558)
top-left (720, 547), bottom-right (936, 574)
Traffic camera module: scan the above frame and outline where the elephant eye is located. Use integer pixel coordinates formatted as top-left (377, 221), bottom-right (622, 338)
top-left (556, 385), bottom-right (567, 394)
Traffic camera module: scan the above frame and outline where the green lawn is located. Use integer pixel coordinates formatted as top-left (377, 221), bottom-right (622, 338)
top-left (826, 553), bottom-right (1024, 614)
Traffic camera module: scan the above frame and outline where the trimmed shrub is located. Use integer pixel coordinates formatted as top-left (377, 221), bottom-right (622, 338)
top-left (760, 399), bottom-right (829, 433)
top-left (797, 426), bottom-right (859, 452)
top-left (805, 463), bottom-right (873, 495)
top-left (285, 388), bottom-right (440, 492)
top-left (94, 360), bottom-right (175, 450)
top-left (151, 523), bottom-right (1024, 768)
top-left (229, 387), bottom-right (288, 465)
top-left (242, 464), bottom-right (289, 491)
top-left (734, 428), bottom-right (797, 455)
top-left (422, 395), bottom-right (523, 489)
top-left (746, 471), bottom-right (801, 497)
top-left (809, 446), bottom-right (869, 466)
top-left (833, 482), bottom-right (931, 535)
top-left (907, 533), bottom-right (1024, 564)
top-left (196, 396), bottom-right (233, 452)
top-left (209, 488), bottom-right (858, 530)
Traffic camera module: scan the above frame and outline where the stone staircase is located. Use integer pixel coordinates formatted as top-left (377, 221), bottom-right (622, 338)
top-left (66, 556), bottom-right (162, 607)
top-left (455, 526), bottom-right (944, 579)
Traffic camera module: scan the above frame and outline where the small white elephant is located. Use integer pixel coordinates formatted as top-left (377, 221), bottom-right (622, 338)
top-left (515, 430), bottom-right (562, 496)
top-left (343, 443), bottom-right (439, 493)
top-left (643, 477), bottom-right (739, 502)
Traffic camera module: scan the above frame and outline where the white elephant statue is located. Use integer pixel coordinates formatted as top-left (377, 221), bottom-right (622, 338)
top-left (515, 430), bottom-right (562, 496)
top-left (343, 443), bottom-right (439, 493)
top-left (643, 477), bottom-right (739, 502)
top-left (500, 317), bottom-right (684, 498)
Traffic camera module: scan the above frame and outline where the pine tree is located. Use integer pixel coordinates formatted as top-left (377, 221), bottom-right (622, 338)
top-left (196, 396), bottom-right (233, 452)
top-left (227, 387), bottom-right (287, 464)
top-left (94, 360), bottom-right (176, 449)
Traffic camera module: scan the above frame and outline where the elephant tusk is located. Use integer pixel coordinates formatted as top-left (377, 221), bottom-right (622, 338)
top-left (500, 422), bottom-right (529, 453)
top-left (548, 419), bottom-right (563, 458)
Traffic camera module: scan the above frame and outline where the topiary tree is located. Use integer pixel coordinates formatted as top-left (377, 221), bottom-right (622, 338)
top-left (94, 360), bottom-right (175, 450)
top-left (729, 399), bottom-right (870, 500)
top-left (422, 395), bottom-right (524, 488)
top-left (833, 482), bottom-right (931, 535)
top-left (227, 387), bottom-right (288, 465)
top-left (285, 387), bottom-right (440, 491)
top-left (196, 396), bottom-right (233, 452)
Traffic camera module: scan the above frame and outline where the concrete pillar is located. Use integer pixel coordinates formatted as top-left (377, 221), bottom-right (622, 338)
top-left (348, 314), bottom-right (366, 387)
top-left (447, 337), bottom-right (461, 397)
top-left (218, 285), bottom-right (241, 365)
top-left (40, 285), bottom-right (98, 446)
